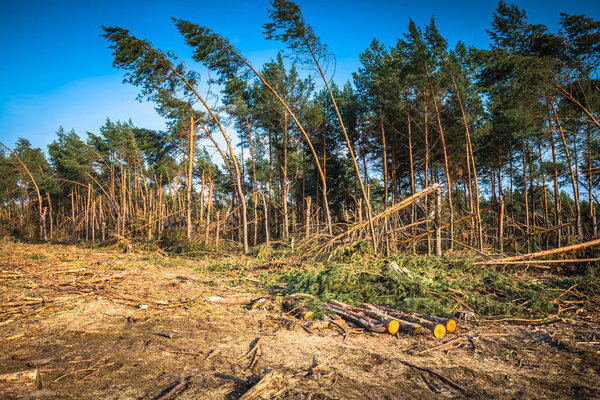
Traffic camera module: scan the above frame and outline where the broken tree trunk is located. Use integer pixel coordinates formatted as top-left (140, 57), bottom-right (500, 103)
top-left (0, 369), bottom-right (42, 398)
top-left (320, 184), bottom-right (440, 251)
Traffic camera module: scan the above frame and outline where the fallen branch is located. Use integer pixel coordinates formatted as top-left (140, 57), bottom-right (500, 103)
top-left (400, 203), bottom-right (497, 245)
top-left (398, 360), bottom-right (472, 396)
top-left (477, 238), bottom-right (600, 265)
top-left (473, 257), bottom-right (600, 266)
top-left (156, 379), bottom-right (187, 400)
top-left (505, 221), bottom-right (575, 245)
top-left (235, 337), bottom-right (263, 366)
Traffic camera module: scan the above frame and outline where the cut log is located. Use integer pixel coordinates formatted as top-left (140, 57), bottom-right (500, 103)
top-left (282, 300), bottom-right (314, 320)
top-left (325, 302), bottom-right (399, 334)
top-left (416, 314), bottom-right (457, 334)
top-left (326, 300), bottom-right (450, 337)
top-left (239, 370), bottom-right (287, 400)
top-left (0, 369), bottom-right (42, 398)
top-left (374, 304), bottom-right (456, 334)
top-left (363, 304), bottom-right (447, 338)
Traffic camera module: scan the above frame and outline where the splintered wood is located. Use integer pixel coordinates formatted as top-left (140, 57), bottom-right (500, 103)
top-left (239, 370), bottom-right (287, 400)
top-left (0, 369), bottom-right (42, 398)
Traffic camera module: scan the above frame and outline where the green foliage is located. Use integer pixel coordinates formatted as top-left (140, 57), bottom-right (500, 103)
top-left (263, 0), bottom-right (329, 65)
top-left (206, 262), bottom-right (234, 273)
top-left (279, 256), bottom-right (600, 318)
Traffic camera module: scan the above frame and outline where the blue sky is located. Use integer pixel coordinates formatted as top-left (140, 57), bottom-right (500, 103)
top-left (1, 0), bottom-right (599, 152)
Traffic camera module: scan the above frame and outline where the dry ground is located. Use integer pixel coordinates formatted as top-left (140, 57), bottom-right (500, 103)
top-left (1, 241), bottom-right (599, 399)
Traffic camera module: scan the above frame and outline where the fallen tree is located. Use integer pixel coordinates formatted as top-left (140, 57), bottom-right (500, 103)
top-left (476, 238), bottom-right (600, 265)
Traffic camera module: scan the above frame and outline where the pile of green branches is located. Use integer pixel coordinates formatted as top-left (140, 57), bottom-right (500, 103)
top-left (278, 254), bottom-right (600, 318)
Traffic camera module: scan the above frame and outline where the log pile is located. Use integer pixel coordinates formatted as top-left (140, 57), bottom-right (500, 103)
top-left (319, 299), bottom-right (456, 338)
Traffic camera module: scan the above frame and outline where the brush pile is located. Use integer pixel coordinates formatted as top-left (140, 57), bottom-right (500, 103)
top-left (320, 299), bottom-right (456, 338)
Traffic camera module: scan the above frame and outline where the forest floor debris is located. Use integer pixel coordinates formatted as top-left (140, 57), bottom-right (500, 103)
top-left (1, 241), bottom-right (599, 399)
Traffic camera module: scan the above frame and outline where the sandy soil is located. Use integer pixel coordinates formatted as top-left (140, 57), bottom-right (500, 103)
top-left (1, 241), bottom-right (599, 399)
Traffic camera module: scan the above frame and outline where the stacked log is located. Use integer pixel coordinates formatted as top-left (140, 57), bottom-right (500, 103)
top-left (325, 300), bottom-right (400, 334)
top-left (366, 303), bottom-right (456, 335)
top-left (323, 299), bottom-right (456, 338)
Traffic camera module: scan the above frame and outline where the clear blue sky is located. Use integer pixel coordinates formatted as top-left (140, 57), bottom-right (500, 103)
top-left (1, 0), bottom-right (598, 151)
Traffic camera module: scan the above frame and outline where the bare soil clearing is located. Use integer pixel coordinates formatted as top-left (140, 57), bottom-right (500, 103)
top-left (1, 242), bottom-right (599, 399)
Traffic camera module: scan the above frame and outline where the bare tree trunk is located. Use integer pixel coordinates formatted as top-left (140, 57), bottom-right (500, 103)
top-left (550, 100), bottom-right (583, 239)
top-left (86, 183), bottom-right (91, 241)
top-left (498, 195), bottom-right (504, 252)
top-left (282, 113), bottom-right (290, 240)
top-left (428, 77), bottom-right (454, 251)
top-left (215, 210), bottom-right (220, 248)
top-left (46, 192), bottom-right (53, 240)
top-left (550, 129), bottom-right (562, 247)
top-left (261, 191), bottom-right (270, 244)
top-left (539, 142), bottom-right (550, 248)
top-left (101, 197), bottom-right (106, 241)
top-left (588, 125), bottom-right (598, 238)
top-left (522, 141), bottom-right (531, 253)
top-left (408, 114), bottom-right (416, 253)
top-left (71, 190), bottom-right (76, 241)
top-left (435, 186), bottom-right (442, 256)
top-left (450, 74), bottom-right (482, 250)
top-left (305, 41), bottom-right (376, 250)
top-left (187, 116), bottom-right (194, 240)
top-left (205, 180), bottom-right (213, 246)
top-left (0, 141), bottom-right (47, 241)
top-left (305, 196), bottom-right (311, 238)
top-left (424, 103), bottom-right (431, 255)
top-left (246, 118), bottom-right (260, 246)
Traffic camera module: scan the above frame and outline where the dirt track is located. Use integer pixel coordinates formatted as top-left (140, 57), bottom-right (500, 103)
top-left (1, 242), bottom-right (599, 399)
